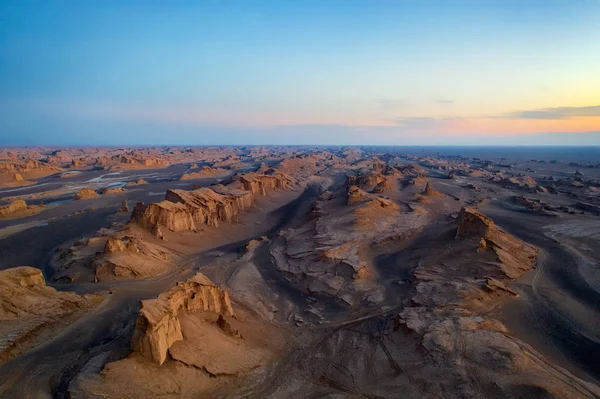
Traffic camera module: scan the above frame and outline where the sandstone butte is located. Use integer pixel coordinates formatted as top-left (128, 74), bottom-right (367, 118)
top-left (455, 206), bottom-right (539, 278)
top-left (0, 200), bottom-right (28, 217)
top-left (130, 273), bottom-right (233, 365)
top-left (74, 187), bottom-right (99, 200)
top-left (238, 171), bottom-right (292, 195)
top-left (131, 172), bottom-right (292, 233)
top-left (131, 188), bottom-right (254, 233)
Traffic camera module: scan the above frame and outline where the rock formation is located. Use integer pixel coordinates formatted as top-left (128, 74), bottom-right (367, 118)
top-left (104, 236), bottom-right (139, 254)
top-left (455, 207), bottom-right (539, 278)
top-left (179, 166), bottom-right (229, 180)
top-left (52, 225), bottom-right (174, 283)
top-left (125, 178), bottom-right (148, 187)
top-left (120, 200), bottom-right (129, 213)
top-left (131, 273), bottom-right (233, 364)
top-left (0, 267), bottom-right (98, 364)
top-left (101, 187), bottom-right (126, 195)
top-left (132, 187), bottom-right (255, 232)
top-left (0, 200), bottom-right (27, 217)
top-left (422, 182), bottom-right (445, 198)
top-left (0, 199), bottom-right (42, 219)
top-left (239, 172), bottom-right (292, 195)
top-left (74, 187), bottom-right (99, 200)
top-left (346, 185), bottom-right (365, 205)
top-left (575, 201), bottom-right (600, 216)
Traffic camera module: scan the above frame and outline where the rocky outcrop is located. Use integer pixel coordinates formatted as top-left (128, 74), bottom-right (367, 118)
top-left (101, 187), bottom-right (126, 195)
top-left (104, 237), bottom-right (139, 254)
top-left (0, 200), bottom-right (27, 217)
top-left (0, 159), bottom-right (60, 187)
top-left (0, 267), bottom-right (97, 364)
top-left (575, 201), bottom-right (600, 216)
top-left (511, 196), bottom-right (559, 216)
top-left (131, 187), bottom-right (255, 232)
top-left (125, 178), bottom-right (148, 187)
top-left (346, 171), bottom-right (386, 191)
top-left (0, 266), bottom-right (90, 319)
top-left (74, 187), bottom-right (99, 200)
top-left (239, 172), bottom-right (292, 195)
top-left (0, 160), bottom-right (61, 174)
top-left (422, 182), bottom-right (445, 198)
top-left (179, 166), bottom-right (228, 180)
top-left (131, 273), bottom-right (233, 364)
top-left (52, 226), bottom-right (173, 283)
top-left (119, 200), bottom-right (129, 213)
top-left (456, 207), bottom-right (539, 278)
top-left (346, 185), bottom-right (365, 205)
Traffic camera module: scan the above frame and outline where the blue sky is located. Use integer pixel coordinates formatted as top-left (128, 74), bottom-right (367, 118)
top-left (1, 0), bottom-right (599, 145)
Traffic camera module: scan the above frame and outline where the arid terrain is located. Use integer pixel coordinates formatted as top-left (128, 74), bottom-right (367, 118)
top-left (1, 146), bottom-right (599, 399)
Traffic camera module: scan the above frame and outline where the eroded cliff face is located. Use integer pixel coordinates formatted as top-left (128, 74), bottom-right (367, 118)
top-left (0, 200), bottom-right (27, 217)
top-left (456, 207), bottom-right (539, 278)
top-left (131, 172), bottom-right (293, 233)
top-left (389, 208), bottom-right (551, 397)
top-left (52, 225), bottom-right (173, 283)
top-left (239, 172), bottom-right (292, 195)
top-left (131, 273), bottom-right (233, 365)
top-left (131, 187), bottom-right (254, 232)
top-left (0, 159), bottom-right (62, 187)
top-left (0, 267), bottom-right (99, 364)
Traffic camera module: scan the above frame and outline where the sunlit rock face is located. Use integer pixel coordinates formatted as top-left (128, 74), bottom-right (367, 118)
top-left (131, 273), bottom-right (233, 365)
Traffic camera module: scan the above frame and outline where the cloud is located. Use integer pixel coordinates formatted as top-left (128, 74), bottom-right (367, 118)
top-left (502, 105), bottom-right (600, 120)
top-left (392, 116), bottom-right (461, 129)
top-left (434, 99), bottom-right (455, 104)
top-left (375, 98), bottom-right (409, 111)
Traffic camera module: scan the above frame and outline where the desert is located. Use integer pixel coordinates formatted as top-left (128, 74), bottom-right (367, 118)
top-left (0, 146), bottom-right (599, 399)
top-left (2, 2), bottom-right (600, 398)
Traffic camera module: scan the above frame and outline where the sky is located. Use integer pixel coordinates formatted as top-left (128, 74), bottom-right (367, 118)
top-left (1, 0), bottom-right (599, 146)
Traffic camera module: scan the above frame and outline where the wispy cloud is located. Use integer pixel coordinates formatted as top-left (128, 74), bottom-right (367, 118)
top-left (434, 99), bottom-right (455, 104)
top-left (502, 105), bottom-right (600, 120)
top-left (375, 98), bottom-right (409, 111)
top-left (392, 116), bottom-right (461, 129)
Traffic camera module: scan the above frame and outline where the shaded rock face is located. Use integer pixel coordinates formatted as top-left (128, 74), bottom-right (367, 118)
top-left (0, 200), bottom-right (27, 217)
top-left (456, 207), bottom-right (539, 278)
top-left (511, 196), bottom-right (559, 216)
top-left (422, 182), bottom-right (445, 198)
top-left (346, 185), bottom-right (364, 205)
top-left (575, 201), bottom-right (600, 216)
top-left (346, 171), bottom-right (386, 191)
top-left (120, 200), bottom-right (129, 213)
top-left (131, 187), bottom-right (255, 232)
top-left (239, 172), bottom-right (291, 195)
top-left (131, 273), bottom-right (233, 365)
top-left (74, 187), bottom-right (99, 200)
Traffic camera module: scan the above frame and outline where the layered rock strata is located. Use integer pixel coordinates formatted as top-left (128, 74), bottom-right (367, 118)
top-left (131, 273), bottom-right (233, 364)
top-left (0, 267), bottom-right (97, 364)
top-left (131, 188), bottom-right (254, 232)
top-left (0, 200), bottom-right (28, 217)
